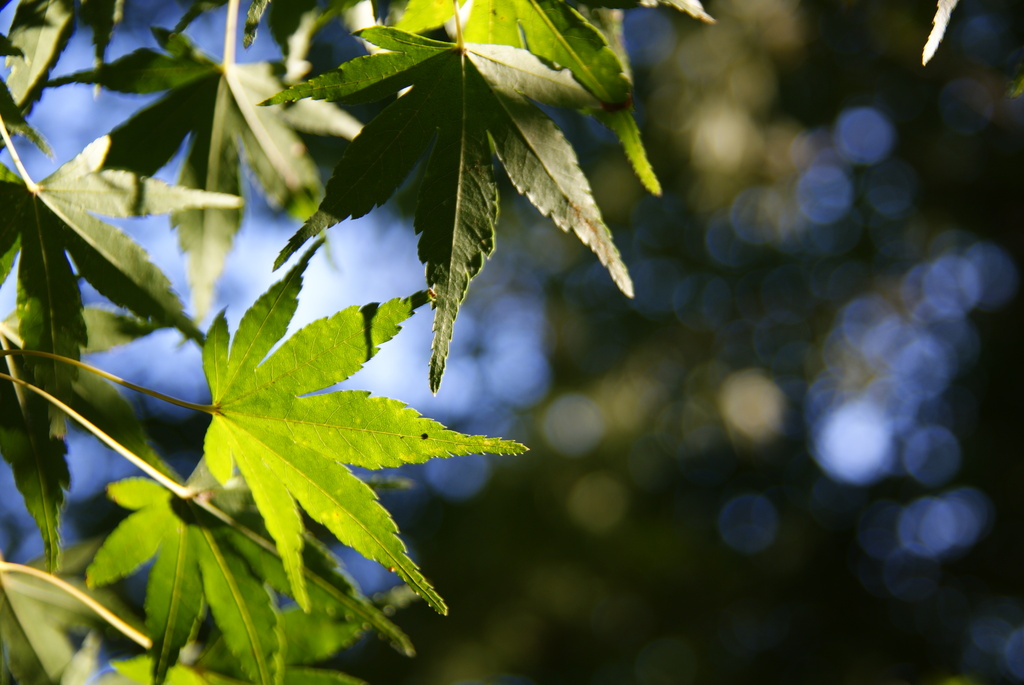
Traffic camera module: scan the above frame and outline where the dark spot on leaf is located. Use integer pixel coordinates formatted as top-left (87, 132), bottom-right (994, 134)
top-left (600, 95), bottom-right (634, 113)
top-left (421, 433), bottom-right (429, 439)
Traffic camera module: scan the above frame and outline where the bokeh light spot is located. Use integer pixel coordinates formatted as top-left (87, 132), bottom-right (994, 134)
top-left (834, 106), bottom-right (895, 165)
top-left (797, 163), bottom-right (853, 224)
top-left (718, 369), bottom-right (786, 443)
top-left (566, 472), bottom-right (630, 533)
top-left (717, 494), bottom-right (779, 554)
top-left (543, 393), bottom-right (605, 457)
top-left (424, 454), bottom-right (491, 502)
top-left (897, 489), bottom-right (991, 561)
top-left (966, 242), bottom-right (1019, 310)
top-left (1005, 627), bottom-right (1024, 679)
top-left (813, 399), bottom-right (894, 485)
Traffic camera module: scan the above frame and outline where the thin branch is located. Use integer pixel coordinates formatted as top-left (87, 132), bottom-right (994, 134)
top-left (0, 113), bottom-right (39, 193)
top-left (0, 349), bottom-right (217, 414)
top-left (0, 561), bottom-right (153, 649)
top-left (0, 371), bottom-right (194, 499)
top-left (223, 0), bottom-right (240, 68)
top-left (1, 336), bottom-right (32, 421)
top-left (453, 0), bottom-right (465, 52)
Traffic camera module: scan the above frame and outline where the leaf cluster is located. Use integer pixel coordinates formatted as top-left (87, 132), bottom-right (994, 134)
top-left (0, 0), bottom-right (717, 682)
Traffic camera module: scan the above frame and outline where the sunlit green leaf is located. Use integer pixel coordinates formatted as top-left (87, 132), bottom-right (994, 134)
top-left (395, 0), bottom-right (456, 34)
top-left (221, 519), bottom-right (415, 657)
top-left (89, 482), bottom-right (200, 685)
top-left (202, 248), bottom-right (525, 610)
top-left (145, 518), bottom-right (204, 685)
top-left (464, 0), bottom-right (629, 103)
top-left (280, 608), bottom-right (363, 665)
top-left (190, 522), bottom-right (281, 685)
top-left (923, 0), bottom-right (960, 65)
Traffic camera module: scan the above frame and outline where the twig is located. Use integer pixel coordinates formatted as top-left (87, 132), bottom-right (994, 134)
top-left (453, 0), bottom-right (464, 52)
top-left (0, 371), bottom-right (194, 499)
top-left (0, 113), bottom-right (39, 194)
top-left (223, 0), bottom-right (240, 68)
top-left (0, 560), bottom-right (152, 649)
top-left (0, 349), bottom-right (216, 414)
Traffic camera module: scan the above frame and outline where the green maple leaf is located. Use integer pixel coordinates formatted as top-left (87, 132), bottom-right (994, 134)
top-left (391, 0), bottom-right (661, 194)
top-left (0, 78), bottom-right (50, 155)
top-left (88, 475), bottom-right (411, 685)
top-left (0, 357), bottom-right (68, 572)
top-left (265, 27), bottom-right (633, 391)
top-left (79, 0), bottom-right (125, 66)
top-left (640, 0), bottom-right (715, 21)
top-left (0, 32), bottom-right (22, 58)
top-left (56, 29), bottom-right (360, 318)
top-left (201, 241), bottom-right (525, 610)
top-left (0, 136), bottom-right (240, 433)
top-left (4, 0), bottom-right (74, 111)
top-left (87, 479), bottom-right (280, 685)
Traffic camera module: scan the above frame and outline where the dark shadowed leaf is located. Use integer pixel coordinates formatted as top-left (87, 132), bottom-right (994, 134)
top-left (266, 27), bottom-right (632, 390)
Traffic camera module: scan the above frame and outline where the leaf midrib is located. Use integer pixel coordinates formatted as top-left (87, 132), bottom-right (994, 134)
top-left (519, 0), bottom-right (618, 103)
top-left (198, 525), bottom-right (274, 685)
top-left (225, 409), bottom-right (488, 449)
top-left (155, 524), bottom-right (190, 679)
top-left (231, 422), bottom-right (441, 608)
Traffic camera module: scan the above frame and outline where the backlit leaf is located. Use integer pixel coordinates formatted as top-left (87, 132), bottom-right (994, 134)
top-left (267, 27), bottom-right (633, 390)
top-left (640, 0), bottom-right (714, 22)
top-left (59, 35), bottom-right (355, 318)
top-left (202, 251), bottom-right (525, 611)
top-left (4, 0), bottom-right (74, 109)
top-left (0, 359), bottom-right (68, 569)
top-left (80, 0), bottom-right (125, 65)
top-left (463, 0), bottom-right (660, 193)
top-left (1, 136), bottom-right (239, 435)
top-left (0, 80), bottom-right (50, 154)
top-left (923, 0), bottom-right (960, 65)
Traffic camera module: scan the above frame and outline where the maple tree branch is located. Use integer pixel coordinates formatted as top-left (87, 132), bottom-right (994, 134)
top-left (0, 560), bottom-right (153, 649)
top-left (223, 0), bottom-right (240, 68)
top-left (453, 0), bottom-right (464, 52)
top-left (0, 113), bottom-right (39, 193)
top-left (0, 371), bottom-right (195, 499)
top-left (0, 349), bottom-right (217, 414)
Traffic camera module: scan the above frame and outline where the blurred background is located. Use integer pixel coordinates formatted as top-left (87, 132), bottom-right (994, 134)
top-left (4, 0), bottom-right (1024, 683)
